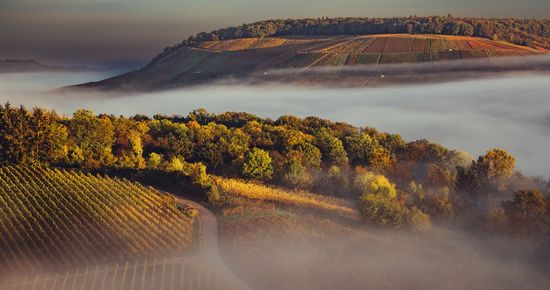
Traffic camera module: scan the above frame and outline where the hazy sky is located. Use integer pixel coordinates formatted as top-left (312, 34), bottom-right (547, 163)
top-left (1, 0), bottom-right (549, 64)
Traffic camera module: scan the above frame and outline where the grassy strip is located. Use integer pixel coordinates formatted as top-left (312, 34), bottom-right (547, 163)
top-left (214, 176), bottom-right (358, 218)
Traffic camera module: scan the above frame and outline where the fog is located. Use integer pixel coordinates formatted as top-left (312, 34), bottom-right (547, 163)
top-left (1, 71), bottom-right (550, 177)
top-left (221, 223), bottom-right (550, 290)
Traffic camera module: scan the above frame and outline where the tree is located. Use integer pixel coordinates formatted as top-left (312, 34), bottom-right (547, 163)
top-left (356, 171), bottom-right (407, 227)
top-left (146, 119), bottom-right (194, 160)
top-left (456, 148), bottom-right (516, 203)
top-left (242, 148), bottom-right (273, 180)
top-left (0, 104), bottom-right (67, 165)
top-left (283, 159), bottom-right (311, 187)
top-left (314, 128), bottom-right (348, 165)
top-left (113, 117), bottom-right (147, 168)
top-left (478, 148), bottom-right (515, 179)
top-left (502, 189), bottom-right (548, 236)
top-left (68, 109), bottom-right (114, 168)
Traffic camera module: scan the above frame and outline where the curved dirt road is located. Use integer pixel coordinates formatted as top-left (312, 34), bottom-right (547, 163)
top-left (174, 197), bottom-right (253, 290)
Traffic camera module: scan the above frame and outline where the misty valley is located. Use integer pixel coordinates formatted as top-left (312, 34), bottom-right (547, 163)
top-left (1, 14), bottom-right (550, 290)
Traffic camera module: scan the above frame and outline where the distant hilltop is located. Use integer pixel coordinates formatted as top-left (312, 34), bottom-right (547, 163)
top-left (71, 16), bottom-right (550, 92)
top-left (166, 16), bottom-right (550, 53)
top-left (0, 59), bottom-right (108, 73)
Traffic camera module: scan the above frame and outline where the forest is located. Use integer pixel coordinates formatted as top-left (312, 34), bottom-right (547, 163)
top-left (0, 103), bottom-right (549, 243)
top-left (161, 16), bottom-right (550, 57)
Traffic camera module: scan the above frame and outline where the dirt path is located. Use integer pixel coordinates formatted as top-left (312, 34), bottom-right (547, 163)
top-left (174, 197), bottom-right (253, 290)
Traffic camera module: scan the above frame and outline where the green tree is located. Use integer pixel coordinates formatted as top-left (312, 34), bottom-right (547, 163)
top-left (242, 148), bottom-right (273, 180)
top-left (283, 159), bottom-right (310, 187)
top-left (147, 119), bottom-right (194, 160)
top-left (314, 128), bottom-right (348, 165)
top-left (67, 109), bottom-right (114, 167)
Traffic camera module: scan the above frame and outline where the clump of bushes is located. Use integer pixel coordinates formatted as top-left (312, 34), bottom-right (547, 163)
top-left (356, 171), bottom-right (431, 230)
top-left (146, 153), bottom-right (220, 204)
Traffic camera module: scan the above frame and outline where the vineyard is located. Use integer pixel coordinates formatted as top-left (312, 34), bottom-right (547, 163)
top-left (0, 166), bottom-right (195, 278)
top-left (188, 34), bottom-right (544, 73)
top-left (0, 257), bottom-right (228, 290)
top-left (81, 34), bottom-right (550, 91)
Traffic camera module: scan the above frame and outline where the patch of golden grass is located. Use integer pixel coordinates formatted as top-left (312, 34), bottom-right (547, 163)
top-left (214, 176), bottom-right (358, 218)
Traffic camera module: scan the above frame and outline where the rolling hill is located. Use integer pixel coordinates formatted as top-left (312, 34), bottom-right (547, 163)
top-left (74, 34), bottom-right (547, 91)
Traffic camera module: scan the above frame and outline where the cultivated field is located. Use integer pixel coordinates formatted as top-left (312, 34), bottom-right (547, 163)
top-left (0, 257), bottom-right (226, 290)
top-left (0, 166), bottom-right (195, 277)
top-left (76, 34), bottom-right (549, 91)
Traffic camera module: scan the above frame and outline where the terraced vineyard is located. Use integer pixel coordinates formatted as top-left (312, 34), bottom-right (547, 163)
top-left (0, 166), bottom-right (195, 278)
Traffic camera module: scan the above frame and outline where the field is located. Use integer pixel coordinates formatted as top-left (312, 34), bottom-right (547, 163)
top-left (78, 34), bottom-right (549, 91)
top-left (0, 258), bottom-right (226, 290)
top-left (0, 166), bottom-right (195, 277)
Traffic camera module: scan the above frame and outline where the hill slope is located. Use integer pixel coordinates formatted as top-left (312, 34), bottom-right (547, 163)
top-left (75, 34), bottom-right (546, 91)
top-left (0, 165), bottom-right (194, 276)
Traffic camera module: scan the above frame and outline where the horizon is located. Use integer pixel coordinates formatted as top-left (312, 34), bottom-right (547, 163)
top-left (1, 0), bottom-right (550, 65)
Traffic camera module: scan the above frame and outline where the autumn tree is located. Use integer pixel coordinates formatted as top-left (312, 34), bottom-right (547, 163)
top-left (502, 189), bottom-right (549, 236)
top-left (0, 104), bottom-right (67, 164)
top-left (67, 109), bottom-right (114, 168)
top-left (456, 148), bottom-right (516, 204)
top-left (478, 148), bottom-right (515, 179)
top-left (113, 117), bottom-right (148, 168)
top-left (314, 128), bottom-right (348, 166)
top-left (242, 148), bottom-right (273, 180)
top-left (356, 171), bottom-right (407, 227)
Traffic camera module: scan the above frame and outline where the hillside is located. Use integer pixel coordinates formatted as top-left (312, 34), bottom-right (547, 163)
top-left (75, 34), bottom-right (547, 91)
top-left (0, 165), bottom-right (195, 277)
top-left (1, 104), bottom-right (550, 289)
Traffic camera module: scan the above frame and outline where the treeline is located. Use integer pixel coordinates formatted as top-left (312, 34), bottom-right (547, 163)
top-left (162, 16), bottom-right (550, 54)
top-left (1, 103), bottom-right (549, 238)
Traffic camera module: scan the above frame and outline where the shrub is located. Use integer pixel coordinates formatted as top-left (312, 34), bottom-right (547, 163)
top-left (166, 156), bottom-right (185, 172)
top-left (147, 152), bottom-right (163, 169)
top-left (283, 159), bottom-right (311, 188)
top-left (359, 193), bottom-right (407, 227)
top-left (407, 207), bottom-right (431, 232)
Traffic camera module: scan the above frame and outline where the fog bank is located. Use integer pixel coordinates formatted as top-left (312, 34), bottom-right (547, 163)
top-left (221, 224), bottom-right (549, 290)
top-left (1, 72), bottom-right (550, 177)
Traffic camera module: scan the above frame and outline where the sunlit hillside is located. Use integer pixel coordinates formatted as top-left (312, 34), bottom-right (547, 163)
top-left (0, 166), bottom-right (195, 277)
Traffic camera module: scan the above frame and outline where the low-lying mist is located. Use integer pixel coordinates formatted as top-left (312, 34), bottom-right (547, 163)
top-left (1, 70), bottom-right (550, 177)
top-left (221, 224), bottom-right (550, 290)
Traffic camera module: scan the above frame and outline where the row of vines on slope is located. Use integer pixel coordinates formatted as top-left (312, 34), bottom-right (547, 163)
top-left (0, 165), bottom-right (195, 277)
